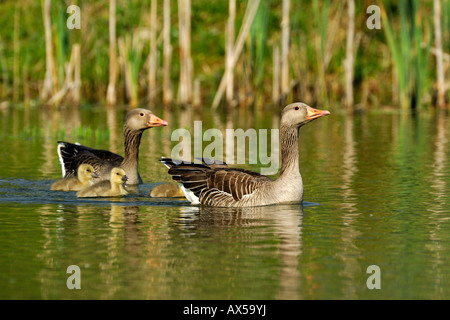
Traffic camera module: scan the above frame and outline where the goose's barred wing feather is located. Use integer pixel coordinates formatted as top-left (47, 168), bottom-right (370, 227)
top-left (160, 157), bottom-right (272, 204)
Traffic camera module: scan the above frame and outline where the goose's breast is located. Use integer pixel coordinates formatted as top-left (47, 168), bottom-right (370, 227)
top-left (267, 176), bottom-right (303, 204)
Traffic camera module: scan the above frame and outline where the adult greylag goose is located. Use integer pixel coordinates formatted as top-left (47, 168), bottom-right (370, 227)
top-left (57, 108), bottom-right (167, 185)
top-left (150, 182), bottom-right (185, 198)
top-left (51, 164), bottom-right (98, 191)
top-left (160, 102), bottom-right (330, 208)
top-left (77, 167), bottom-right (128, 198)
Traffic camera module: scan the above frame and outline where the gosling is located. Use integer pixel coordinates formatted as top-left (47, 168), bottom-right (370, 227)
top-left (150, 182), bottom-right (185, 198)
top-left (51, 164), bottom-right (98, 191)
top-left (76, 167), bottom-right (128, 198)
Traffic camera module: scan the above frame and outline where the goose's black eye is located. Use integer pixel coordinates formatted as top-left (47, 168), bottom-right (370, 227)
top-left (139, 113), bottom-right (144, 117)
top-left (116, 172), bottom-right (120, 175)
top-left (295, 106), bottom-right (299, 110)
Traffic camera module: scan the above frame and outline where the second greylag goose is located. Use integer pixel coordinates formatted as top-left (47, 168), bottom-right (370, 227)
top-left (160, 102), bottom-right (330, 208)
top-left (57, 108), bottom-right (167, 185)
top-left (77, 167), bottom-right (128, 198)
top-left (51, 163), bottom-right (98, 191)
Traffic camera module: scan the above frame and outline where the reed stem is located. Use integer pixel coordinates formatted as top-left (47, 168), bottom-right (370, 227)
top-left (178, 0), bottom-right (193, 107)
top-left (148, 0), bottom-right (158, 105)
top-left (225, 0), bottom-right (236, 108)
top-left (272, 45), bottom-right (280, 106)
top-left (434, 0), bottom-right (446, 109)
top-left (163, 0), bottom-right (173, 106)
top-left (13, 4), bottom-right (20, 102)
top-left (41, 0), bottom-right (58, 102)
top-left (280, 0), bottom-right (290, 102)
top-left (344, 0), bottom-right (355, 113)
top-left (106, 0), bottom-right (117, 106)
top-left (212, 0), bottom-right (261, 110)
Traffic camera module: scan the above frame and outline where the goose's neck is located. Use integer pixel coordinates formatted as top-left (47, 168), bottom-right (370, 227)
top-left (267, 125), bottom-right (303, 204)
top-left (279, 125), bottom-right (300, 178)
top-left (120, 127), bottom-right (143, 183)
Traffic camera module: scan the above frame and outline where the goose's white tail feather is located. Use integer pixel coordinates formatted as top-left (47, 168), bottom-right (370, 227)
top-left (180, 185), bottom-right (200, 205)
top-left (160, 157), bottom-right (200, 204)
top-left (57, 143), bottom-right (66, 177)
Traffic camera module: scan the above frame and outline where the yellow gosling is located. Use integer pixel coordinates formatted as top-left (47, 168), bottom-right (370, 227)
top-left (150, 183), bottom-right (185, 198)
top-left (76, 168), bottom-right (128, 198)
top-left (51, 164), bottom-right (98, 191)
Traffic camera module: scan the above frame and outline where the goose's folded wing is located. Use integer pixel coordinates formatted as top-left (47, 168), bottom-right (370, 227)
top-left (160, 158), bottom-right (272, 202)
top-left (58, 141), bottom-right (123, 177)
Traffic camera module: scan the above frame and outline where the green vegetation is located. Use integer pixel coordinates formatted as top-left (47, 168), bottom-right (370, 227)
top-left (0, 0), bottom-right (448, 112)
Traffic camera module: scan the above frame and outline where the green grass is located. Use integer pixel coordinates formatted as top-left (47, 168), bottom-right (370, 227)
top-left (382, 1), bottom-right (433, 110)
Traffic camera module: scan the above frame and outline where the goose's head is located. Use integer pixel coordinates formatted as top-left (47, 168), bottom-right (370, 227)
top-left (77, 164), bottom-right (99, 183)
top-left (281, 102), bottom-right (330, 128)
top-left (125, 108), bottom-right (168, 131)
top-left (111, 167), bottom-right (128, 186)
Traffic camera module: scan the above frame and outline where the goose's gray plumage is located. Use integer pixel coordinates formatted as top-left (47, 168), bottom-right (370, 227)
top-left (160, 102), bottom-right (330, 208)
top-left (57, 108), bottom-right (167, 185)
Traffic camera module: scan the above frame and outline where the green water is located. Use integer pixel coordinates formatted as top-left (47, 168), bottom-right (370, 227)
top-left (1, 105), bottom-right (450, 300)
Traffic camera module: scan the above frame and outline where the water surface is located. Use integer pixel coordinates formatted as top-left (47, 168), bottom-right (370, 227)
top-left (1, 106), bottom-right (450, 299)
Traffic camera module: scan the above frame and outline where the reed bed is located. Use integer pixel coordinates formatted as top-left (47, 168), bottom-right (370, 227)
top-left (0, 0), bottom-right (448, 112)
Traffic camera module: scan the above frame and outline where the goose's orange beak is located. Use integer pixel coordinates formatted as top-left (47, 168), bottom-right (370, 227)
top-left (148, 114), bottom-right (168, 127)
top-left (306, 106), bottom-right (330, 120)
